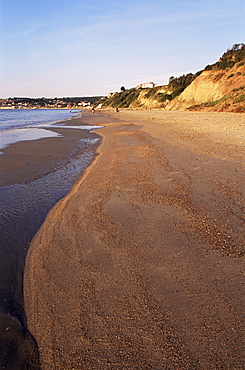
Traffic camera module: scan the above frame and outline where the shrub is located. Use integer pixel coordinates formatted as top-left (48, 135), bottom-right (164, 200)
top-left (232, 86), bottom-right (245, 92)
top-left (171, 87), bottom-right (185, 99)
top-left (157, 93), bottom-right (172, 102)
top-left (234, 95), bottom-right (245, 103)
top-left (168, 73), bottom-right (195, 89)
top-left (204, 44), bottom-right (245, 71)
top-left (103, 88), bottom-right (140, 108)
top-left (204, 64), bottom-right (213, 71)
top-left (145, 87), bottom-right (159, 99)
top-left (117, 89), bottom-right (140, 108)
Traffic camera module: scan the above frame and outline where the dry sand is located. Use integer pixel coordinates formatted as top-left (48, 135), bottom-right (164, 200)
top-left (24, 110), bottom-right (245, 369)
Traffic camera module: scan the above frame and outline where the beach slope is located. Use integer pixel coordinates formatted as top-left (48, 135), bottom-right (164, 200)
top-left (25, 110), bottom-right (245, 369)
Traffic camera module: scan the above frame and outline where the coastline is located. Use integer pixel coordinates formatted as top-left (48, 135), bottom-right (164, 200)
top-left (24, 109), bottom-right (245, 369)
top-left (0, 111), bottom-right (117, 368)
top-left (0, 112), bottom-right (113, 187)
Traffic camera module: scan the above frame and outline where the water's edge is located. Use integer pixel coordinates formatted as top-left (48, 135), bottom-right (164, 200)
top-left (0, 131), bottom-right (101, 368)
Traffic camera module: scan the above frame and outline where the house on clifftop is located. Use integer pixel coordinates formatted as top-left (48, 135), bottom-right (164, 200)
top-left (108, 92), bottom-right (117, 98)
top-left (136, 82), bottom-right (155, 89)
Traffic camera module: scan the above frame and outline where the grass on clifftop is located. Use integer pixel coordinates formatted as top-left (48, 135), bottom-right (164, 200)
top-left (205, 43), bottom-right (245, 71)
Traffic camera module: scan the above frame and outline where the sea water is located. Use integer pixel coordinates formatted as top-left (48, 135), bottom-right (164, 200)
top-left (0, 108), bottom-right (77, 131)
top-left (0, 109), bottom-right (79, 152)
top-left (0, 109), bottom-right (102, 152)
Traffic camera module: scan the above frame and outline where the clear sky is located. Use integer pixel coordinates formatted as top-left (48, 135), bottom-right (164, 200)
top-left (0, 0), bottom-right (244, 98)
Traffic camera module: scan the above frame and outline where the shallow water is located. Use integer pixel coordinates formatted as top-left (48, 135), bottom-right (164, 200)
top-left (0, 108), bottom-right (79, 131)
top-left (0, 127), bottom-right (62, 152)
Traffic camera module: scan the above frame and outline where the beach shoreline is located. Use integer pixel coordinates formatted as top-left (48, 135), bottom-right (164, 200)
top-left (0, 112), bottom-right (114, 187)
top-left (24, 109), bottom-right (245, 369)
top-left (0, 111), bottom-right (118, 368)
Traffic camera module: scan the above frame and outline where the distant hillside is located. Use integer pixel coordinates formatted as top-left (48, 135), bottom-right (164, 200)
top-left (97, 44), bottom-right (245, 113)
top-left (0, 96), bottom-right (103, 109)
top-left (97, 72), bottom-right (201, 110)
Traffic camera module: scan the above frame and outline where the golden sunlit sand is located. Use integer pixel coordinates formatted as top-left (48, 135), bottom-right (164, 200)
top-left (24, 109), bottom-right (245, 369)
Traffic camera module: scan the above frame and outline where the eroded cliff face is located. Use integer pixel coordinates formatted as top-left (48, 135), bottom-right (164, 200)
top-left (98, 45), bottom-right (245, 113)
top-left (165, 62), bottom-right (245, 112)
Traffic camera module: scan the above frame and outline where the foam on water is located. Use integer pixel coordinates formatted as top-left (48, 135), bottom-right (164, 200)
top-left (41, 123), bottom-right (103, 131)
top-left (0, 110), bottom-right (102, 152)
top-left (0, 127), bottom-right (63, 152)
top-left (0, 109), bottom-right (80, 131)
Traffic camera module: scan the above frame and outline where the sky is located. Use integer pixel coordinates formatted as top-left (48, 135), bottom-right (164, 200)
top-left (0, 0), bottom-right (244, 98)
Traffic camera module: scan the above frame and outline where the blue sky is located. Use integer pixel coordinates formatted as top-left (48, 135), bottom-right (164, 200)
top-left (0, 0), bottom-right (244, 97)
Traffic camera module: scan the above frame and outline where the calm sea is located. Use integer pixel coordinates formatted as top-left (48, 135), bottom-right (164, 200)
top-left (0, 108), bottom-right (77, 131)
top-left (0, 109), bottom-right (81, 152)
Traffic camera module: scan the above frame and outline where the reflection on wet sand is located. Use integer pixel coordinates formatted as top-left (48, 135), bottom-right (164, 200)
top-left (0, 116), bottom-right (103, 367)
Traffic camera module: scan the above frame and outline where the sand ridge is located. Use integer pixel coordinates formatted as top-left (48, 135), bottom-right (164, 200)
top-left (24, 110), bottom-right (245, 369)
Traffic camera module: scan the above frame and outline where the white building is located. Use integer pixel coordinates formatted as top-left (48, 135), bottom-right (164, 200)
top-left (108, 92), bottom-right (117, 98)
top-left (136, 82), bottom-right (155, 89)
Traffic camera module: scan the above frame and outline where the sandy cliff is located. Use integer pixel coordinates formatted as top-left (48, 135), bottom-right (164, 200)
top-left (166, 62), bottom-right (245, 112)
top-left (98, 45), bottom-right (245, 113)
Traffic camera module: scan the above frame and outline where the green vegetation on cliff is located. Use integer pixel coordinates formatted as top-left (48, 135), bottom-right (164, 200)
top-left (204, 43), bottom-right (245, 71)
top-left (97, 72), bottom-right (201, 109)
top-left (96, 44), bottom-right (244, 112)
top-left (99, 88), bottom-right (141, 108)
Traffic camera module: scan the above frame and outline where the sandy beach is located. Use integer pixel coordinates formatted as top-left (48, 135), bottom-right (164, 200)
top-left (24, 110), bottom-right (245, 369)
top-left (0, 113), bottom-right (116, 368)
top-left (0, 113), bottom-right (112, 187)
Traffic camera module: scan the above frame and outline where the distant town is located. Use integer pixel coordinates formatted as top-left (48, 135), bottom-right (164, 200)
top-left (0, 96), bottom-right (103, 109)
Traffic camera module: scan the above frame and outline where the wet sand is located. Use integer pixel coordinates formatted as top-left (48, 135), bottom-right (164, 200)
top-left (0, 113), bottom-right (111, 187)
top-left (0, 112), bottom-right (115, 368)
top-left (24, 110), bottom-right (245, 369)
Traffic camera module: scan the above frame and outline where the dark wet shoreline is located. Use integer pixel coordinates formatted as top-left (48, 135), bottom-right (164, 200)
top-left (0, 117), bottom-right (102, 368)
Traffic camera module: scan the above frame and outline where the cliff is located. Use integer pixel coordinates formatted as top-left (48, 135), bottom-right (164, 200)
top-left (98, 44), bottom-right (245, 113)
top-left (166, 59), bottom-right (245, 113)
